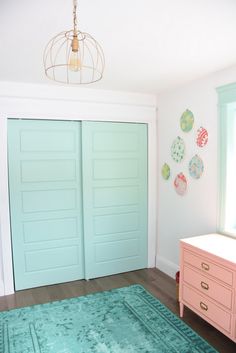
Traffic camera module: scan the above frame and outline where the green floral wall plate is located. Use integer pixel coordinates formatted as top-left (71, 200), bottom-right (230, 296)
top-left (180, 109), bottom-right (194, 132)
top-left (161, 163), bottom-right (170, 180)
top-left (171, 136), bottom-right (185, 163)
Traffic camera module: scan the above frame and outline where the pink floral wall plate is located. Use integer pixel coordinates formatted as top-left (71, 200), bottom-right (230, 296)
top-left (196, 127), bottom-right (208, 147)
top-left (174, 173), bottom-right (187, 196)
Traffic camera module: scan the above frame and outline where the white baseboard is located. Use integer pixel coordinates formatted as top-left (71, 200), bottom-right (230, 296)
top-left (155, 255), bottom-right (179, 279)
top-left (0, 279), bottom-right (4, 296)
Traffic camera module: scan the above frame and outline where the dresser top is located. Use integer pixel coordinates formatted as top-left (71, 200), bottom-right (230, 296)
top-left (180, 233), bottom-right (236, 264)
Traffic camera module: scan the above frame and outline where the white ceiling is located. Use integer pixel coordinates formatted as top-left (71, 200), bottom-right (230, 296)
top-left (1, 0), bottom-right (236, 94)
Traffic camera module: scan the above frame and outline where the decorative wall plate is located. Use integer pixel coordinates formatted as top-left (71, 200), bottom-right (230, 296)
top-left (196, 127), bottom-right (208, 147)
top-left (171, 136), bottom-right (185, 163)
top-left (174, 173), bottom-right (187, 196)
top-left (180, 109), bottom-right (194, 132)
top-left (189, 154), bottom-right (204, 179)
top-left (161, 163), bottom-right (170, 180)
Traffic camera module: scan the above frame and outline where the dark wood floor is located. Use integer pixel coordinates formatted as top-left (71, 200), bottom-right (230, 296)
top-left (0, 268), bottom-right (235, 353)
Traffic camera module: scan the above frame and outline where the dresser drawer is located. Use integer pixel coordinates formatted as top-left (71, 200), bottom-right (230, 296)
top-left (183, 250), bottom-right (233, 286)
top-left (182, 284), bottom-right (232, 334)
top-left (183, 266), bottom-right (233, 309)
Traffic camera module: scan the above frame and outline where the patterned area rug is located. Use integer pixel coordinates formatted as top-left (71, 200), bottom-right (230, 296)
top-left (0, 285), bottom-right (218, 353)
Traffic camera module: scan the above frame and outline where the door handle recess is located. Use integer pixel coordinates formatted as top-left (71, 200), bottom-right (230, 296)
top-left (201, 262), bottom-right (210, 271)
top-left (200, 281), bottom-right (209, 290)
top-left (200, 301), bottom-right (208, 311)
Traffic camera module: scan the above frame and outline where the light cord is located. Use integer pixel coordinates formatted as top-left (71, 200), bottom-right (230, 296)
top-left (73, 0), bottom-right (78, 34)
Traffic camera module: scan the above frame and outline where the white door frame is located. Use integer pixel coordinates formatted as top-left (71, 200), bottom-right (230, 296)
top-left (0, 82), bottom-right (157, 295)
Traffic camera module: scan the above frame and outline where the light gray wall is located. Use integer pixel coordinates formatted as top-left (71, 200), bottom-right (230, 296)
top-left (156, 65), bottom-right (236, 277)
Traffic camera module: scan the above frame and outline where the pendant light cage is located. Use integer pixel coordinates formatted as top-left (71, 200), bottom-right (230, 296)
top-left (43, 1), bottom-right (105, 84)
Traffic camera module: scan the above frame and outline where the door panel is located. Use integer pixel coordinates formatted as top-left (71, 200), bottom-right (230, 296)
top-left (20, 160), bottom-right (76, 182)
top-left (82, 121), bottom-right (147, 279)
top-left (8, 119), bottom-right (84, 290)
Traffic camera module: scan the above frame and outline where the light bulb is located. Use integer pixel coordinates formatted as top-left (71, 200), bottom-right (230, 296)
top-left (69, 50), bottom-right (81, 72)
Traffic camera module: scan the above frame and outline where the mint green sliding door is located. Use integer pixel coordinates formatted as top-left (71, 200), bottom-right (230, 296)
top-left (82, 121), bottom-right (147, 279)
top-left (8, 119), bottom-right (84, 290)
top-left (8, 119), bottom-right (148, 289)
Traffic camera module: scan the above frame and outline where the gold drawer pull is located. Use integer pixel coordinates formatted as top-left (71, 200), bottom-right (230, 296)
top-left (201, 262), bottom-right (210, 271)
top-left (200, 281), bottom-right (209, 290)
top-left (200, 302), bottom-right (208, 311)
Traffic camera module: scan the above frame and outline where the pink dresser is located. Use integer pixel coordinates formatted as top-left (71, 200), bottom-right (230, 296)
top-left (179, 233), bottom-right (236, 342)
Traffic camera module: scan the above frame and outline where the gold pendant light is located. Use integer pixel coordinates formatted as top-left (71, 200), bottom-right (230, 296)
top-left (44, 0), bottom-right (105, 84)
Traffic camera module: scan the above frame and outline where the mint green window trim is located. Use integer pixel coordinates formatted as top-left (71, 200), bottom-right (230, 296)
top-left (217, 82), bottom-right (236, 238)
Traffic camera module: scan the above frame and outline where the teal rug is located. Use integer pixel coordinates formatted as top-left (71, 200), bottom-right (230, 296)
top-left (0, 285), bottom-right (218, 353)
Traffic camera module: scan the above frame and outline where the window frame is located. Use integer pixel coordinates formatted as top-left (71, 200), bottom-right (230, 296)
top-left (217, 83), bottom-right (236, 238)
